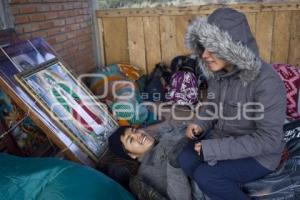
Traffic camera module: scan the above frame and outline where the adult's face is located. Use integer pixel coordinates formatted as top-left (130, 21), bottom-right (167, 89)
top-left (120, 127), bottom-right (155, 159)
top-left (202, 49), bottom-right (228, 72)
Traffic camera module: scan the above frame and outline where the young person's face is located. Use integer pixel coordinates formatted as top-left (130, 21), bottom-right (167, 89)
top-left (120, 127), bottom-right (155, 159)
top-left (202, 49), bottom-right (230, 72)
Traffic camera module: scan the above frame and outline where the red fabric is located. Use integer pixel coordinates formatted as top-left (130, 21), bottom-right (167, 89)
top-left (272, 64), bottom-right (300, 119)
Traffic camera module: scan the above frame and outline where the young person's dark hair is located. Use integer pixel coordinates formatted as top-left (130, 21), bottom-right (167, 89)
top-left (109, 123), bottom-right (193, 200)
top-left (108, 126), bottom-right (133, 160)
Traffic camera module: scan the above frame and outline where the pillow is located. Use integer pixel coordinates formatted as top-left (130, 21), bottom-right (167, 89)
top-left (272, 64), bottom-right (300, 119)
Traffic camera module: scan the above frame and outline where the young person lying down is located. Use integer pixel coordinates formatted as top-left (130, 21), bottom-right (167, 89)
top-left (108, 123), bottom-right (192, 200)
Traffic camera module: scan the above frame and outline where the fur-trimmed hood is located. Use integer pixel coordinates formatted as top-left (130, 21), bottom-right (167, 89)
top-left (186, 8), bottom-right (262, 84)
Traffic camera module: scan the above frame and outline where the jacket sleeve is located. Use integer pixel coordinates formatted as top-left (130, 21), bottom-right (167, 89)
top-left (167, 163), bottom-right (192, 200)
top-left (201, 76), bottom-right (286, 162)
top-left (194, 79), bottom-right (218, 131)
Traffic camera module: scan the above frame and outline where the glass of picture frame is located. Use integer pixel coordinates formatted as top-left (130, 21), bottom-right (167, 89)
top-left (0, 38), bottom-right (118, 165)
top-left (2, 37), bottom-right (56, 72)
top-left (15, 61), bottom-right (119, 162)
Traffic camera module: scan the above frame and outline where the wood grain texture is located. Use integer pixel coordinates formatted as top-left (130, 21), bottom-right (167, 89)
top-left (288, 11), bottom-right (300, 67)
top-left (97, 18), bottom-right (106, 66)
top-left (127, 17), bottom-right (147, 73)
top-left (97, 4), bottom-right (300, 71)
top-left (143, 16), bottom-right (161, 74)
top-left (160, 15), bottom-right (177, 66)
top-left (271, 11), bottom-right (292, 64)
top-left (102, 18), bottom-right (129, 64)
top-left (255, 12), bottom-right (274, 63)
top-left (175, 15), bottom-right (196, 56)
top-left (96, 3), bottom-right (300, 17)
top-left (245, 12), bottom-right (256, 36)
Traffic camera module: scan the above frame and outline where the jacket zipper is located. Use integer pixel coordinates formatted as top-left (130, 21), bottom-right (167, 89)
top-left (218, 78), bottom-right (230, 131)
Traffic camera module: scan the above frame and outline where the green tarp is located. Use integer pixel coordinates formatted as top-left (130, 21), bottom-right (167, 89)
top-left (0, 153), bottom-right (134, 200)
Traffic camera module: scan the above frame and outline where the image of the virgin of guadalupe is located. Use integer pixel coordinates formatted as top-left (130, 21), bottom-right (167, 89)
top-left (25, 64), bottom-right (117, 157)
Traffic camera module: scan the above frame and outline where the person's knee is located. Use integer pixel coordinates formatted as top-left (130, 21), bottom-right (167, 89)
top-left (193, 165), bottom-right (219, 193)
top-left (178, 148), bottom-right (190, 170)
top-left (178, 147), bottom-right (195, 176)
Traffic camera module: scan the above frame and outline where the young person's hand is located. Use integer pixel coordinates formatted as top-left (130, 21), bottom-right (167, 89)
top-left (186, 123), bottom-right (203, 139)
top-left (194, 142), bottom-right (202, 155)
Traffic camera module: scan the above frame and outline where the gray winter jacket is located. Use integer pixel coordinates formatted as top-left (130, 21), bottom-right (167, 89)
top-left (186, 8), bottom-right (286, 171)
top-left (137, 122), bottom-right (192, 200)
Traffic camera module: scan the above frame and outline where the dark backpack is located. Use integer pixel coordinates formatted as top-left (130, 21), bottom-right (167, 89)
top-left (142, 63), bottom-right (172, 102)
top-left (170, 55), bottom-right (197, 73)
top-left (166, 71), bottom-right (199, 105)
top-left (166, 55), bottom-right (204, 105)
top-left (170, 55), bottom-right (207, 89)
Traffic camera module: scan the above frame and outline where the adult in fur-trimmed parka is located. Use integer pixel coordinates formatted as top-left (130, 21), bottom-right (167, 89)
top-left (178, 8), bottom-right (286, 200)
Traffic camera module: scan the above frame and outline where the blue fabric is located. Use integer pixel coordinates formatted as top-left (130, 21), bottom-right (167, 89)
top-left (0, 153), bottom-right (134, 200)
top-left (89, 64), bottom-right (158, 126)
top-left (179, 142), bottom-right (271, 200)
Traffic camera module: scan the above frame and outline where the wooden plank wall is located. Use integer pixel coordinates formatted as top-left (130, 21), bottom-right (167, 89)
top-left (96, 3), bottom-right (300, 74)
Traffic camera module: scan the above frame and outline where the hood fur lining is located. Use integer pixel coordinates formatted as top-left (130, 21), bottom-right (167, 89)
top-left (186, 17), bottom-right (262, 84)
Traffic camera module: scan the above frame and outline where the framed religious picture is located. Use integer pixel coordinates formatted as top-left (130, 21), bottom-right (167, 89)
top-left (0, 38), bottom-right (116, 166)
top-left (15, 61), bottom-right (119, 162)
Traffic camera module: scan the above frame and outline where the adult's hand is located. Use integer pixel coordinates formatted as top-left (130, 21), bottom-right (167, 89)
top-left (186, 123), bottom-right (203, 139)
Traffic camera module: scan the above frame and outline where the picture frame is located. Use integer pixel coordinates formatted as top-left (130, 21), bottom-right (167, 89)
top-left (0, 38), bottom-right (116, 166)
top-left (2, 37), bottom-right (56, 72)
top-left (15, 61), bottom-right (118, 162)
